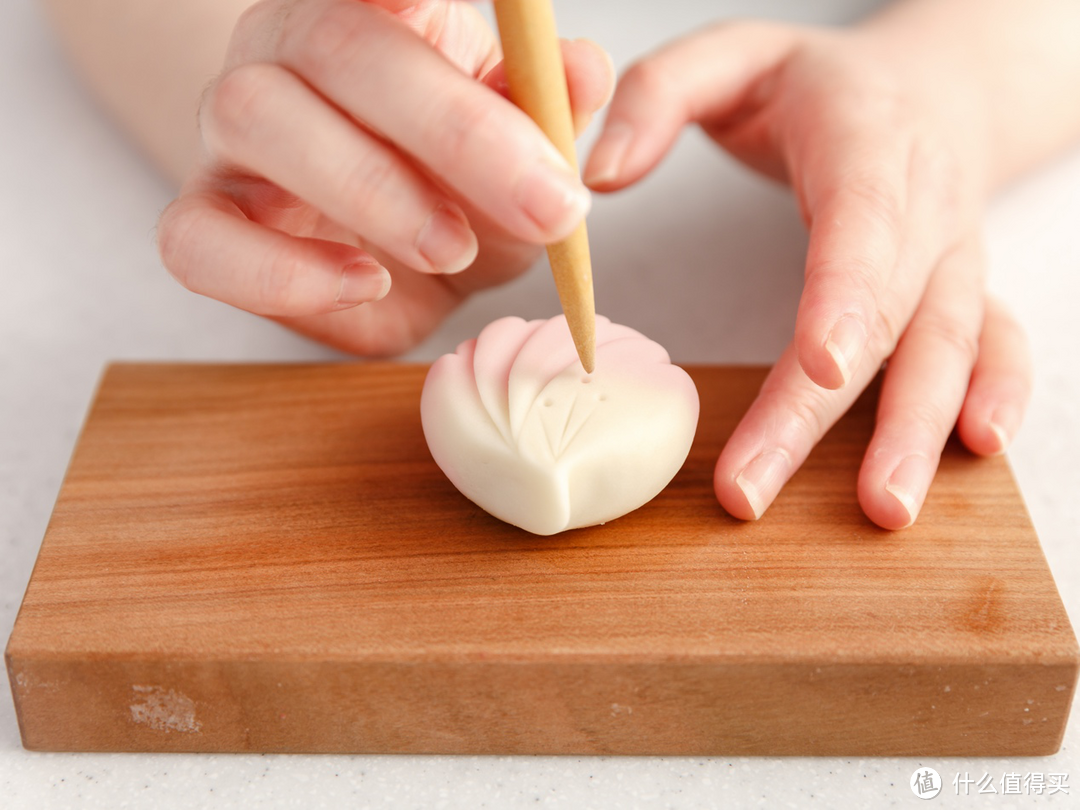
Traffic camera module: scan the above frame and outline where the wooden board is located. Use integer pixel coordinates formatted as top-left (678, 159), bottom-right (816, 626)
top-left (6, 363), bottom-right (1077, 755)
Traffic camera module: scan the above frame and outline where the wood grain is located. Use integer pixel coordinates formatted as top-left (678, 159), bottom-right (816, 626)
top-left (5, 363), bottom-right (1077, 754)
top-left (493, 0), bottom-right (596, 372)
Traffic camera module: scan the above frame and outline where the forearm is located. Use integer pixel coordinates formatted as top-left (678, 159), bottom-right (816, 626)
top-left (859, 0), bottom-right (1080, 192)
top-left (40, 0), bottom-right (255, 184)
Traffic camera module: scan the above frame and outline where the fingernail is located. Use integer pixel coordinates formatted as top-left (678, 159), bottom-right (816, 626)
top-left (583, 121), bottom-right (633, 187)
top-left (987, 404), bottom-right (1020, 455)
top-left (517, 154), bottom-right (591, 240)
top-left (735, 448), bottom-right (792, 519)
top-left (416, 203), bottom-right (478, 274)
top-left (824, 314), bottom-right (868, 387)
top-left (884, 454), bottom-right (933, 529)
top-left (987, 423), bottom-right (1009, 455)
top-left (337, 259), bottom-right (390, 307)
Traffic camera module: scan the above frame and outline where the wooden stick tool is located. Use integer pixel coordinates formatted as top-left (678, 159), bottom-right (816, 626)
top-left (493, 0), bottom-right (597, 373)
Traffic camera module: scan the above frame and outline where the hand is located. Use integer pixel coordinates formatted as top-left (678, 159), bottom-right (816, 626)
top-left (157, 0), bottom-right (613, 355)
top-left (584, 21), bottom-right (1032, 529)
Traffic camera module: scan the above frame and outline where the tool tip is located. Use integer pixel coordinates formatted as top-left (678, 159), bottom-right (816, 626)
top-left (574, 341), bottom-right (595, 374)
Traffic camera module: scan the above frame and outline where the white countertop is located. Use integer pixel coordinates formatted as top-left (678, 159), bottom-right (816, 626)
top-left (3, 0), bottom-right (1078, 806)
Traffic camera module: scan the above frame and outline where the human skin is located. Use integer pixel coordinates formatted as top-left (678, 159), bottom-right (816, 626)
top-left (42, 0), bottom-right (615, 355)
top-left (583, 0), bottom-right (1080, 528)
top-left (40, 0), bottom-right (1080, 528)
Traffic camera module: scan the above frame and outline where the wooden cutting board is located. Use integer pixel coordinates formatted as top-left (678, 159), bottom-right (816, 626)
top-left (6, 363), bottom-right (1077, 755)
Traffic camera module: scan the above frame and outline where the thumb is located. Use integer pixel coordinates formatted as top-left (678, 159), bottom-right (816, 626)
top-left (583, 21), bottom-right (796, 191)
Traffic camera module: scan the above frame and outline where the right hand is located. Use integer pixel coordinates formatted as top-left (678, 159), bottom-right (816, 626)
top-left (158, 0), bottom-right (613, 355)
top-left (583, 20), bottom-right (1032, 529)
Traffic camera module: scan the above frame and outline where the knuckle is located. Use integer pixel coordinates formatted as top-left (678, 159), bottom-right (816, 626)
top-left (758, 377), bottom-right (832, 444)
top-left (703, 18), bottom-right (796, 52)
top-left (253, 249), bottom-right (308, 314)
top-left (204, 63), bottom-right (282, 154)
top-left (842, 77), bottom-right (910, 129)
top-left (338, 152), bottom-right (401, 223)
top-left (912, 136), bottom-right (966, 223)
top-left (846, 175), bottom-right (904, 240)
top-left (870, 91), bottom-right (909, 130)
top-left (711, 18), bottom-right (767, 38)
top-left (620, 58), bottom-right (678, 105)
top-left (918, 311), bottom-right (981, 368)
top-left (900, 399), bottom-right (954, 444)
top-left (807, 254), bottom-right (883, 313)
top-left (430, 93), bottom-right (501, 168)
top-left (915, 137), bottom-right (960, 189)
top-left (280, 1), bottom-right (374, 78)
top-left (785, 391), bottom-right (830, 443)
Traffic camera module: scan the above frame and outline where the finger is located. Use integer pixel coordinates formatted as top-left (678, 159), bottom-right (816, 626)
top-left (482, 38), bottom-right (616, 136)
top-left (158, 190), bottom-right (391, 316)
top-left (714, 343), bottom-right (881, 521)
top-left (957, 295), bottom-right (1033, 456)
top-left (792, 130), bottom-right (915, 390)
top-left (714, 162), bottom-right (956, 522)
top-left (363, 0), bottom-right (487, 15)
top-left (583, 21), bottom-right (796, 190)
top-left (276, 0), bottom-right (590, 244)
top-left (371, 0), bottom-right (502, 77)
top-left (857, 237), bottom-right (985, 529)
top-left (364, 0), bottom-right (438, 13)
top-left (798, 107), bottom-right (971, 388)
top-left (276, 256), bottom-right (466, 358)
top-left (203, 62), bottom-right (477, 275)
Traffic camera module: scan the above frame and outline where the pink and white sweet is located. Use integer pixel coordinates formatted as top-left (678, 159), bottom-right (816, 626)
top-left (421, 315), bottom-right (700, 535)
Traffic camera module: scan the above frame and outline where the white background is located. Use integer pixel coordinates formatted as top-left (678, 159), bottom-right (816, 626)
top-left (2, 0), bottom-right (1078, 806)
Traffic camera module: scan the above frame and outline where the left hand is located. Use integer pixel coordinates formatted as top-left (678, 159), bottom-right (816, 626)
top-left (583, 21), bottom-right (1032, 529)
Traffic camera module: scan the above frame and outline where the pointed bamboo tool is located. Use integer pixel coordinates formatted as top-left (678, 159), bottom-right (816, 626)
top-left (493, 0), bottom-right (596, 373)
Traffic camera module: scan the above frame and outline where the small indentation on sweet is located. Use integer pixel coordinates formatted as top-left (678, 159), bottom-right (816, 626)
top-left (421, 314), bottom-right (700, 535)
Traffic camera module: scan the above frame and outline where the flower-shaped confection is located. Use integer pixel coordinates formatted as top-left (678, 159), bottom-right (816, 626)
top-left (421, 315), bottom-right (699, 535)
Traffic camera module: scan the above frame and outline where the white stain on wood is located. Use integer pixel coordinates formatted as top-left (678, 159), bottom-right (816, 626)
top-left (13, 671), bottom-right (62, 691)
top-left (129, 685), bottom-right (202, 733)
top-left (610, 703), bottom-right (633, 717)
